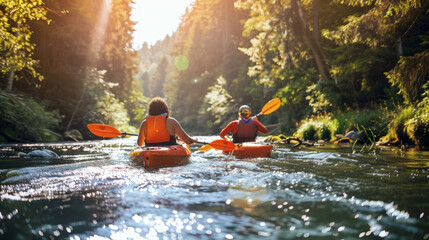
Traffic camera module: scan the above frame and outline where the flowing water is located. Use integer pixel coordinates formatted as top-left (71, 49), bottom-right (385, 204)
top-left (0, 137), bottom-right (428, 240)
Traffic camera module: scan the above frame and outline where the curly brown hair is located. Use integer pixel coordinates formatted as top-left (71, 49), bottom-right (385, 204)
top-left (148, 97), bottom-right (170, 117)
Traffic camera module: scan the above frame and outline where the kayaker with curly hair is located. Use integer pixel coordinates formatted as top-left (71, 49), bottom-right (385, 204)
top-left (137, 97), bottom-right (198, 146)
top-left (220, 105), bottom-right (268, 143)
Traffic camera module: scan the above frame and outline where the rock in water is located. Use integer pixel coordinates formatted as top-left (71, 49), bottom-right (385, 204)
top-left (18, 149), bottom-right (59, 158)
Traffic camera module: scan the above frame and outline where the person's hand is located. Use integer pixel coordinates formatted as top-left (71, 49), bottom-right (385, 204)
top-left (222, 136), bottom-right (231, 141)
top-left (192, 138), bottom-right (198, 144)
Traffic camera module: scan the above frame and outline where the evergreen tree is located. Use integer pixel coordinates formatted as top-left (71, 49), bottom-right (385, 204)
top-left (150, 56), bottom-right (168, 98)
top-left (101, 0), bottom-right (137, 101)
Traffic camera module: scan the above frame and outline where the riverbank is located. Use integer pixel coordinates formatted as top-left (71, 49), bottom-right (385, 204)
top-left (288, 108), bottom-right (428, 150)
top-left (1, 91), bottom-right (427, 150)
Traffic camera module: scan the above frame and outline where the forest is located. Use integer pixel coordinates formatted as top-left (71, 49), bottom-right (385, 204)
top-left (1, 0), bottom-right (428, 149)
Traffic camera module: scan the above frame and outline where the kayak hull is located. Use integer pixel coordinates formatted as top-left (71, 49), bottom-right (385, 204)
top-left (129, 145), bottom-right (191, 170)
top-left (223, 144), bottom-right (273, 158)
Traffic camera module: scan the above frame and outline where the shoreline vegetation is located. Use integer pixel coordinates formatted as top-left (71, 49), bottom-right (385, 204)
top-left (1, 0), bottom-right (428, 150)
top-left (1, 89), bottom-right (426, 151)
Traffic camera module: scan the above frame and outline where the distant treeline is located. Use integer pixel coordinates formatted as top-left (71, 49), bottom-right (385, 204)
top-left (1, 0), bottom-right (428, 147)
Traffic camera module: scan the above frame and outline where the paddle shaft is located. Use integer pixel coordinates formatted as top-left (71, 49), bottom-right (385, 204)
top-left (123, 132), bottom-right (139, 137)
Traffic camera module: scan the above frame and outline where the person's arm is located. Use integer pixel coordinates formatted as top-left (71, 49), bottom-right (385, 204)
top-left (137, 120), bottom-right (146, 146)
top-left (169, 118), bottom-right (197, 144)
top-left (220, 121), bottom-right (236, 139)
top-left (254, 118), bottom-right (268, 134)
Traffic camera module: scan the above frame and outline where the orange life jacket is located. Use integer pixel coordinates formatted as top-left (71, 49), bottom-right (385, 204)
top-left (233, 117), bottom-right (257, 143)
top-left (145, 114), bottom-right (176, 146)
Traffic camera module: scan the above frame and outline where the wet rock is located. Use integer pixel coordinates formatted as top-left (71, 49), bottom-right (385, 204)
top-left (18, 149), bottom-right (59, 158)
top-left (344, 130), bottom-right (365, 141)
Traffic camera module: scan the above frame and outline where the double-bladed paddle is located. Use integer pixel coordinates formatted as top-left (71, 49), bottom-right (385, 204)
top-left (87, 124), bottom-right (235, 151)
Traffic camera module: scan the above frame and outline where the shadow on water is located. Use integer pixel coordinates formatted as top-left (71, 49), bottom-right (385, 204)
top-left (0, 137), bottom-right (428, 239)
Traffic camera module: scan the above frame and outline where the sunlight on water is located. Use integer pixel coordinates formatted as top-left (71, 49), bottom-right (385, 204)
top-left (0, 137), bottom-right (428, 239)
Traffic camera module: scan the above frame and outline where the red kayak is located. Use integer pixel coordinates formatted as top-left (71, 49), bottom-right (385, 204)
top-left (223, 144), bottom-right (273, 159)
top-left (129, 144), bottom-right (191, 170)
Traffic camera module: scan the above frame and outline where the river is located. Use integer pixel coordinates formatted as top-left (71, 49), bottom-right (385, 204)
top-left (1, 137), bottom-right (428, 239)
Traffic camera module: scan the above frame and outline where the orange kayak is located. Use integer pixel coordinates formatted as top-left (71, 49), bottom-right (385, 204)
top-left (223, 144), bottom-right (273, 158)
top-left (129, 144), bottom-right (191, 170)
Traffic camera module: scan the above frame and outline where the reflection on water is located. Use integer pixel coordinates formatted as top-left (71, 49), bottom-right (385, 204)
top-left (0, 137), bottom-right (428, 239)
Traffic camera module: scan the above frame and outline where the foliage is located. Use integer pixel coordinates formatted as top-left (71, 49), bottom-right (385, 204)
top-left (163, 0), bottom-right (251, 132)
top-left (100, 0), bottom-right (137, 101)
top-left (302, 124), bottom-right (317, 141)
top-left (323, 0), bottom-right (424, 47)
top-left (146, 57), bottom-right (168, 98)
top-left (199, 76), bottom-right (236, 132)
top-left (0, 90), bottom-right (62, 143)
top-left (383, 83), bottom-right (429, 147)
top-left (386, 50), bottom-right (429, 105)
top-left (295, 107), bottom-right (394, 142)
top-left (333, 108), bottom-right (392, 139)
top-left (127, 80), bottom-right (151, 128)
top-left (352, 125), bottom-right (376, 154)
top-left (382, 106), bottom-right (414, 144)
top-left (295, 116), bottom-right (338, 141)
top-left (0, 0), bottom-right (49, 91)
top-left (274, 65), bottom-right (315, 130)
top-left (306, 83), bottom-right (333, 114)
top-left (80, 69), bottom-right (137, 137)
top-left (382, 10), bottom-right (429, 147)
top-left (136, 36), bottom-right (175, 98)
top-left (325, 43), bottom-right (395, 108)
top-left (236, 0), bottom-right (331, 85)
top-left (28, 0), bottom-right (137, 140)
top-left (407, 82), bottom-right (429, 147)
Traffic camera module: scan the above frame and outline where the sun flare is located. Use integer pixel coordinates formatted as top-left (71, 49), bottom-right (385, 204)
top-left (131, 0), bottom-right (195, 48)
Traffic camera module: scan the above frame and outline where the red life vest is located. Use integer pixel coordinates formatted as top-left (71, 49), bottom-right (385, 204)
top-left (145, 114), bottom-right (176, 146)
top-left (233, 118), bottom-right (257, 143)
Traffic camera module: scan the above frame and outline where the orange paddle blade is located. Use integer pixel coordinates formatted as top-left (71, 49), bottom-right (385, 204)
top-left (207, 140), bottom-right (236, 151)
top-left (87, 124), bottom-right (122, 138)
top-left (260, 97), bottom-right (281, 115)
top-left (198, 144), bottom-right (214, 151)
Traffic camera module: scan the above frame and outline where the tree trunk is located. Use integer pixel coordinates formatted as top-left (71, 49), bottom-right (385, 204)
top-left (312, 0), bottom-right (322, 50)
top-left (6, 23), bottom-right (19, 92)
top-left (293, 0), bottom-right (329, 82)
top-left (396, 37), bottom-right (403, 59)
top-left (6, 70), bottom-right (15, 92)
